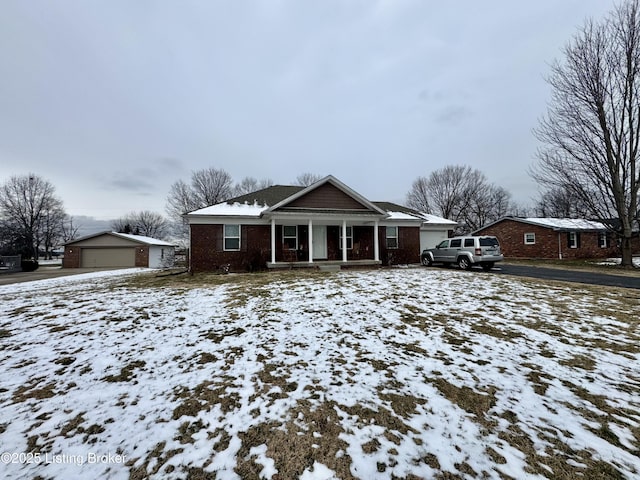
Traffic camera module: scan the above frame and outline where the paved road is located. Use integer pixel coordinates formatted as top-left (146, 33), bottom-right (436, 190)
top-left (495, 264), bottom-right (640, 290)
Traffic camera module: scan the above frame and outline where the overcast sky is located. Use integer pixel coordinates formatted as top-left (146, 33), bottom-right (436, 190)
top-left (0, 1), bottom-right (617, 221)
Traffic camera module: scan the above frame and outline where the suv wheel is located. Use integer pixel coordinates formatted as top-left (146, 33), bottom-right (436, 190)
top-left (421, 256), bottom-right (432, 267)
top-left (458, 257), bottom-right (472, 270)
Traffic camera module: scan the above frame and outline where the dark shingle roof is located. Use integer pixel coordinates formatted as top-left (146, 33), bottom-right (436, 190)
top-left (226, 185), bottom-right (304, 206)
top-left (372, 202), bottom-right (423, 216)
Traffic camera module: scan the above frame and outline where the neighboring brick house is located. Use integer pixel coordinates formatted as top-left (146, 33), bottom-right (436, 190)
top-left (473, 217), bottom-right (622, 260)
top-left (186, 175), bottom-right (454, 272)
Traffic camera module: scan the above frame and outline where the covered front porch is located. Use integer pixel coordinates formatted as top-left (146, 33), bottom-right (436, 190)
top-left (266, 216), bottom-right (381, 267)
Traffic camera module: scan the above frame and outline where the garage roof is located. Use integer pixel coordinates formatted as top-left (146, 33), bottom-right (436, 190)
top-left (65, 231), bottom-right (174, 247)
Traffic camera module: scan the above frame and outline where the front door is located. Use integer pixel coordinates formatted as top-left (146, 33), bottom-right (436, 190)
top-left (312, 225), bottom-right (327, 259)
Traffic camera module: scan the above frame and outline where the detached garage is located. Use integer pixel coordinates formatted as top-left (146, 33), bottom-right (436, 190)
top-left (63, 232), bottom-right (175, 269)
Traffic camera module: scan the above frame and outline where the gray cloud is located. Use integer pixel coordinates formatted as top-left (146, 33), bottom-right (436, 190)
top-left (0, 0), bottom-right (617, 220)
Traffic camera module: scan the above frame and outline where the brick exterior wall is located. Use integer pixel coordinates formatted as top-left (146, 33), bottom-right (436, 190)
top-left (63, 246), bottom-right (80, 268)
top-left (190, 224), bottom-right (271, 272)
top-left (135, 246), bottom-right (149, 267)
top-left (380, 226), bottom-right (421, 266)
top-left (191, 223), bottom-right (423, 271)
top-left (474, 219), bottom-right (620, 259)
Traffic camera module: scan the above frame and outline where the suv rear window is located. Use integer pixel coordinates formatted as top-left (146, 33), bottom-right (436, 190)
top-left (479, 237), bottom-right (499, 247)
top-left (464, 239), bottom-right (474, 247)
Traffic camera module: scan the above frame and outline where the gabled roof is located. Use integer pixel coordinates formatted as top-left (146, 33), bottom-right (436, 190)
top-left (475, 216), bottom-right (609, 233)
top-left (65, 231), bottom-right (174, 247)
top-left (264, 176), bottom-right (387, 216)
top-left (188, 176), bottom-right (389, 218)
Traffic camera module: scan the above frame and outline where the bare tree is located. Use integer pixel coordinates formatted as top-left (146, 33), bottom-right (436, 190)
top-left (294, 173), bottom-right (324, 187)
top-left (0, 174), bottom-right (66, 259)
top-left (61, 215), bottom-right (81, 243)
top-left (112, 211), bottom-right (169, 239)
top-left (406, 165), bottom-right (510, 232)
top-left (406, 177), bottom-right (431, 213)
top-left (532, 0), bottom-right (640, 266)
top-left (166, 167), bottom-right (234, 236)
top-left (233, 177), bottom-right (274, 196)
top-left (40, 203), bottom-right (66, 258)
top-left (463, 185), bottom-right (512, 232)
top-left (534, 187), bottom-right (591, 218)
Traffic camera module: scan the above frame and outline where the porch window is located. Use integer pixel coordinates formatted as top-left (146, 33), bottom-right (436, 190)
top-left (283, 225), bottom-right (298, 250)
top-left (598, 232), bottom-right (609, 248)
top-left (386, 226), bottom-right (398, 249)
top-left (524, 233), bottom-right (535, 245)
top-left (340, 226), bottom-right (353, 250)
top-left (224, 224), bottom-right (241, 251)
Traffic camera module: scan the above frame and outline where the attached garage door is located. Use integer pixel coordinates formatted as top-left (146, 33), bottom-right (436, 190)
top-left (81, 248), bottom-right (136, 268)
top-left (420, 231), bottom-right (448, 252)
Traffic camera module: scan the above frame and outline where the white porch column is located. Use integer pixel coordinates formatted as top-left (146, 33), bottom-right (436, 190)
top-left (271, 218), bottom-right (276, 264)
top-left (374, 220), bottom-right (380, 262)
top-left (342, 220), bottom-right (347, 262)
top-left (308, 219), bottom-right (313, 263)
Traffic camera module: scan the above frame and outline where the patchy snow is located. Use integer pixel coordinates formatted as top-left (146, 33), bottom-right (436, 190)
top-left (597, 257), bottom-right (640, 267)
top-left (0, 268), bottom-right (638, 479)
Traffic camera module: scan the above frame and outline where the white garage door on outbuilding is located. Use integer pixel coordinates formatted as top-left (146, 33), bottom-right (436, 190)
top-left (63, 232), bottom-right (175, 269)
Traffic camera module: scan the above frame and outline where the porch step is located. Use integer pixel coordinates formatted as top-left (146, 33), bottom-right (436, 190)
top-left (318, 264), bottom-right (341, 272)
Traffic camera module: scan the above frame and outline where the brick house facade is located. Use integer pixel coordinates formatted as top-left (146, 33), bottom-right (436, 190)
top-left (473, 217), bottom-right (626, 260)
top-left (186, 176), bottom-right (442, 272)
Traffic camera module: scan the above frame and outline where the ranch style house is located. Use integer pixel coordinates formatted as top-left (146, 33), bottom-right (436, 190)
top-left (185, 175), bottom-right (456, 272)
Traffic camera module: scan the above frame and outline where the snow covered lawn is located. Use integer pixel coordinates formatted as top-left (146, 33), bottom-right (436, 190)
top-left (0, 268), bottom-right (639, 479)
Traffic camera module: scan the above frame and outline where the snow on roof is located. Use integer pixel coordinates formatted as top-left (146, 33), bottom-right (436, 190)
top-left (385, 211), bottom-right (421, 221)
top-left (113, 232), bottom-right (175, 246)
top-left (421, 213), bottom-right (458, 225)
top-left (65, 231), bottom-right (174, 246)
top-left (188, 201), bottom-right (268, 217)
top-left (522, 218), bottom-right (608, 231)
top-left (383, 210), bottom-right (457, 225)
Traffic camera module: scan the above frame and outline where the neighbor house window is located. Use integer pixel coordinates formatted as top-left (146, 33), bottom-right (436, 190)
top-left (524, 233), bottom-right (536, 245)
top-left (224, 224), bottom-right (241, 251)
top-left (340, 226), bottom-right (353, 250)
top-left (598, 232), bottom-right (609, 248)
top-left (283, 225), bottom-right (298, 250)
top-left (386, 226), bottom-right (398, 249)
top-left (568, 231), bottom-right (580, 249)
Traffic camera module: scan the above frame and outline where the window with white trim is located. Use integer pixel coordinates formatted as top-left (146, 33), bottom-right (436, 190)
top-left (283, 225), bottom-right (298, 250)
top-left (340, 226), bottom-right (353, 250)
top-left (224, 224), bottom-right (241, 251)
top-left (568, 231), bottom-right (580, 249)
top-left (598, 232), bottom-right (609, 248)
top-left (524, 233), bottom-right (536, 245)
top-left (386, 226), bottom-right (398, 249)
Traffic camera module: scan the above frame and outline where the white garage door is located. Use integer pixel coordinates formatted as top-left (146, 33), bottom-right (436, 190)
top-left (81, 248), bottom-right (136, 268)
top-left (420, 231), bottom-right (448, 252)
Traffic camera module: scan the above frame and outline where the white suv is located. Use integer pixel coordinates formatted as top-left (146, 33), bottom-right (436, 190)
top-left (421, 236), bottom-right (503, 271)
